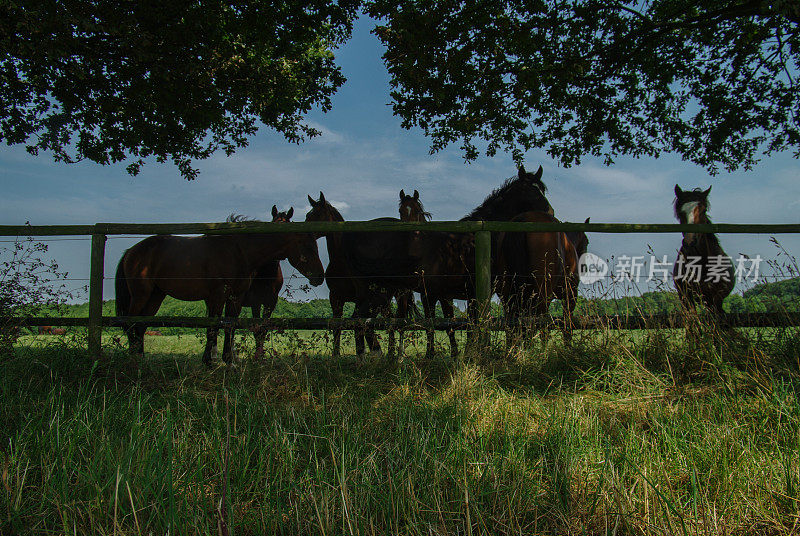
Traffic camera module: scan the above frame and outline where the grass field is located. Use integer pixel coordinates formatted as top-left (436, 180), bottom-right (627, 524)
top-left (2, 328), bottom-right (799, 535)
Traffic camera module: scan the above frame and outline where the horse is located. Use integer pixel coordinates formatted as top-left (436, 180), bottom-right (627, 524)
top-left (368, 166), bottom-right (553, 358)
top-left (305, 192), bottom-right (416, 359)
top-left (497, 213), bottom-right (589, 349)
top-left (115, 226), bottom-right (324, 365)
top-left (672, 185), bottom-right (734, 328)
top-left (399, 189), bottom-right (462, 358)
top-left (227, 206), bottom-right (294, 358)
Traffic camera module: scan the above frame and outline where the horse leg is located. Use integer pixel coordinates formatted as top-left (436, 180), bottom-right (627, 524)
top-left (441, 299), bottom-right (459, 358)
top-left (386, 296), bottom-right (397, 360)
top-left (365, 299), bottom-right (383, 358)
top-left (677, 285), bottom-right (698, 343)
top-left (353, 300), bottom-right (374, 357)
top-left (252, 304), bottom-right (265, 360)
top-left (330, 295), bottom-right (344, 358)
top-left (500, 294), bottom-right (513, 353)
top-left (421, 295), bottom-right (436, 359)
top-left (222, 299), bottom-right (243, 365)
top-left (394, 292), bottom-right (411, 360)
top-left (537, 299), bottom-right (551, 347)
top-left (561, 286), bottom-right (576, 347)
top-left (203, 299), bottom-right (225, 366)
top-left (257, 285), bottom-right (280, 359)
top-left (126, 289), bottom-right (163, 357)
top-left (465, 300), bottom-right (479, 353)
top-left (504, 286), bottom-right (525, 352)
top-left (709, 293), bottom-right (729, 350)
top-left (352, 300), bottom-right (366, 356)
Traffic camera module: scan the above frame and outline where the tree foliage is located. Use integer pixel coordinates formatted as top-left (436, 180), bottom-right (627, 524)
top-left (368, 0), bottom-right (800, 173)
top-left (0, 0), bottom-right (360, 179)
top-left (1, 236), bottom-right (76, 356)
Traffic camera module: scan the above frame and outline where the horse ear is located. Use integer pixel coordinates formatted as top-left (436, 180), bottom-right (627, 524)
top-left (674, 184), bottom-right (683, 196)
top-left (584, 217), bottom-right (590, 224)
top-left (532, 165), bottom-right (543, 182)
top-left (307, 194), bottom-right (316, 207)
top-left (518, 165), bottom-right (526, 179)
top-left (287, 207), bottom-right (294, 219)
top-left (413, 189), bottom-right (419, 200)
top-left (703, 185), bottom-right (712, 197)
top-left (399, 189), bottom-right (405, 200)
top-left (272, 205), bottom-right (278, 218)
top-left (319, 191), bottom-right (326, 203)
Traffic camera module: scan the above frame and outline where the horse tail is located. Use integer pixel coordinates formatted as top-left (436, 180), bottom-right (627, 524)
top-left (115, 253), bottom-right (131, 317)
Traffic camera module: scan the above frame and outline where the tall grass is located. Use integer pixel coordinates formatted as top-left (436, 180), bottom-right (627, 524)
top-left (2, 324), bottom-right (799, 535)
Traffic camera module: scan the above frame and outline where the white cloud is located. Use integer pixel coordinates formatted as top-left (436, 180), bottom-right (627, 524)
top-left (303, 120), bottom-right (345, 145)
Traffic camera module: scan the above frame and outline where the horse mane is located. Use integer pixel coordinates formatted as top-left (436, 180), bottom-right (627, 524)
top-left (321, 201), bottom-right (345, 222)
top-left (460, 173), bottom-right (548, 221)
top-left (226, 213), bottom-right (260, 223)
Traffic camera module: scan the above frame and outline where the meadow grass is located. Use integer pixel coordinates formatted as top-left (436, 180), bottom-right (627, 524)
top-left (2, 327), bottom-right (799, 535)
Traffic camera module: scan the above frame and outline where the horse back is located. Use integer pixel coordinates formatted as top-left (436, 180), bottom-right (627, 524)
top-left (122, 235), bottom-right (253, 301)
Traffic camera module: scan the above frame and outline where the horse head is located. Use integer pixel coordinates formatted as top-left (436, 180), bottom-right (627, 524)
top-left (271, 205), bottom-right (294, 223)
top-left (566, 217), bottom-right (590, 259)
top-left (674, 184), bottom-right (712, 246)
top-left (399, 188), bottom-right (431, 222)
top-left (306, 192), bottom-right (344, 222)
top-left (305, 191), bottom-right (343, 238)
top-left (286, 233), bottom-right (325, 286)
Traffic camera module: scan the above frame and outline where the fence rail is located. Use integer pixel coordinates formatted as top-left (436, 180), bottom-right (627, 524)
top-left (11, 313), bottom-right (800, 331)
top-left (3, 221), bottom-right (800, 236)
top-left (3, 220), bottom-right (800, 357)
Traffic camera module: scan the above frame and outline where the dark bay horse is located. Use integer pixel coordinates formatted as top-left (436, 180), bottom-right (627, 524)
top-left (346, 165), bottom-right (554, 359)
top-left (673, 185), bottom-right (734, 325)
top-left (421, 164), bottom-right (554, 357)
top-left (227, 206), bottom-right (294, 358)
top-left (115, 228), bottom-right (324, 364)
top-left (401, 189), bottom-right (463, 358)
top-left (497, 212), bottom-right (589, 348)
top-left (305, 192), bottom-right (417, 358)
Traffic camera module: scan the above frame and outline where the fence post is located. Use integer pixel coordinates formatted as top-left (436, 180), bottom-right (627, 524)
top-left (474, 228), bottom-right (491, 349)
top-left (88, 232), bottom-right (106, 358)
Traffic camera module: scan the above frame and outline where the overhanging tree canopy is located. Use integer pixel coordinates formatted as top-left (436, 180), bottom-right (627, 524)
top-left (367, 0), bottom-right (800, 173)
top-left (0, 0), bottom-right (360, 179)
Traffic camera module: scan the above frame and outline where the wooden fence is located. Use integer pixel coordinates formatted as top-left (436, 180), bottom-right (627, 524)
top-left (3, 220), bottom-right (800, 358)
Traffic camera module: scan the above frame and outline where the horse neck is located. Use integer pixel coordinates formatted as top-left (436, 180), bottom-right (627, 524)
top-left (463, 188), bottom-right (548, 221)
top-left (682, 213), bottom-right (724, 257)
top-left (682, 232), bottom-right (723, 258)
top-left (426, 234), bottom-right (473, 275)
top-left (325, 232), bottom-right (345, 262)
top-left (233, 234), bottom-right (295, 270)
top-left (462, 204), bottom-right (523, 222)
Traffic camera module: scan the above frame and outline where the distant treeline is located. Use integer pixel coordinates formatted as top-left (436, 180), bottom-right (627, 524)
top-left (562, 277), bottom-right (800, 316)
top-left (29, 277), bottom-right (800, 334)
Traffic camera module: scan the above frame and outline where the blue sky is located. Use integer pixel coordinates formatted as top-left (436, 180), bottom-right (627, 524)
top-left (1, 16), bottom-right (799, 303)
